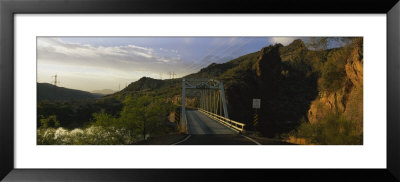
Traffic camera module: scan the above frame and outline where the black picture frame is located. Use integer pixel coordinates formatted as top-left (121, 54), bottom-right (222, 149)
top-left (1, 0), bottom-right (399, 181)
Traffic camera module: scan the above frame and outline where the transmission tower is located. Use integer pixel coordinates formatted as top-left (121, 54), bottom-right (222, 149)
top-left (52, 74), bottom-right (58, 86)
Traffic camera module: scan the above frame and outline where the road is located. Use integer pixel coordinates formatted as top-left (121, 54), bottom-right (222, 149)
top-left (134, 110), bottom-right (292, 145)
top-left (186, 110), bottom-right (236, 134)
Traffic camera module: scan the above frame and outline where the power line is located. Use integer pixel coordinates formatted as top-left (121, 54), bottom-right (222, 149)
top-left (181, 40), bottom-right (225, 71)
top-left (182, 38), bottom-right (236, 72)
top-left (178, 38), bottom-right (239, 77)
top-left (190, 39), bottom-right (270, 74)
top-left (184, 38), bottom-right (250, 74)
top-left (184, 39), bottom-right (252, 75)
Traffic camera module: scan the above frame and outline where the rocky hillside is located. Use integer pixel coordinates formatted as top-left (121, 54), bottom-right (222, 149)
top-left (299, 39), bottom-right (363, 144)
top-left (308, 42), bottom-right (363, 124)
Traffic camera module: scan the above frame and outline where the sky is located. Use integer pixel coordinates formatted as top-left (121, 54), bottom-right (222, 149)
top-left (36, 37), bottom-right (302, 92)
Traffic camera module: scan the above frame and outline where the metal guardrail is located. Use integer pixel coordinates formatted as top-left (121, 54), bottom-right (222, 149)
top-left (198, 108), bottom-right (245, 132)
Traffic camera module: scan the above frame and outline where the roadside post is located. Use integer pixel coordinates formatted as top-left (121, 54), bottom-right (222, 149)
top-left (252, 99), bottom-right (261, 131)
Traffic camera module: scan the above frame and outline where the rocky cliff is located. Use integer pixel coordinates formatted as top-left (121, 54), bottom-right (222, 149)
top-left (220, 42), bottom-right (318, 137)
top-left (307, 41), bottom-right (363, 126)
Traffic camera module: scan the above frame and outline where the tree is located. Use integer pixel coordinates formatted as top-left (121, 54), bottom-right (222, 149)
top-left (119, 95), bottom-right (172, 140)
top-left (39, 115), bottom-right (60, 128)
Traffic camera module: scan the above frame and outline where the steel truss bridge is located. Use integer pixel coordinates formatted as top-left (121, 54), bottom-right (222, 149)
top-left (180, 78), bottom-right (245, 134)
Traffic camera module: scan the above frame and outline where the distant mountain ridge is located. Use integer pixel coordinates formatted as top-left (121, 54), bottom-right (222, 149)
top-left (91, 89), bottom-right (115, 95)
top-left (37, 83), bottom-right (101, 101)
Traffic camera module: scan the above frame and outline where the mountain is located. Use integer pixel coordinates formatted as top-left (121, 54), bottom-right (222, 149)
top-left (37, 83), bottom-right (101, 101)
top-left (121, 77), bottom-right (166, 92)
top-left (304, 39), bottom-right (363, 144)
top-left (114, 38), bottom-right (363, 142)
top-left (92, 89), bottom-right (115, 95)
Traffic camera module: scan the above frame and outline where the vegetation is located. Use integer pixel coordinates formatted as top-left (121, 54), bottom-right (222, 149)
top-left (289, 113), bottom-right (362, 145)
top-left (37, 94), bottom-right (177, 145)
top-left (318, 45), bottom-right (352, 92)
top-left (37, 126), bottom-right (135, 145)
top-left (39, 115), bottom-right (60, 128)
top-left (37, 97), bottom-right (122, 129)
top-left (283, 38), bottom-right (363, 144)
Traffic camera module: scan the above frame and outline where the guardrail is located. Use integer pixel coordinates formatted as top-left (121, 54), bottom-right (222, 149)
top-left (198, 108), bottom-right (245, 132)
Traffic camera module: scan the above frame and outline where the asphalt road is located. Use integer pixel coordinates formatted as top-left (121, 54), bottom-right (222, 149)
top-left (176, 110), bottom-right (258, 145)
top-left (134, 110), bottom-right (292, 145)
top-left (186, 110), bottom-right (236, 134)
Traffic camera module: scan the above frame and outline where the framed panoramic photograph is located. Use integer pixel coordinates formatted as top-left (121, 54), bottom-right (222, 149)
top-left (1, 0), bottom-right (400, 181)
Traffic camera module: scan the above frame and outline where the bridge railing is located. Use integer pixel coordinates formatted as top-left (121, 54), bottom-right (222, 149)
top-left (198, 108), bottom-right (245, 132)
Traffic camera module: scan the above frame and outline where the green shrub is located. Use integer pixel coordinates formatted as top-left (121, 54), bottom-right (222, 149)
top-left (295, 113), bottom-right (362, 145)
top-left (39, 115), bottom-right (60, 128)
top-left (319, 48), bottom-right (351, 92)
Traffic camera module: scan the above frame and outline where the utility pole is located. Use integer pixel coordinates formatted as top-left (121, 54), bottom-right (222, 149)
top-left (181, 78), bottom-right (186, 133)
top-left (143, 104), bottom-right (146, 140)
top-left (168, 72), bottom-right (177, 79)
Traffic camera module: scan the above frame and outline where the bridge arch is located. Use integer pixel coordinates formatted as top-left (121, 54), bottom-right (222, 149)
top-left (181, 78), bottom-right (229, 130)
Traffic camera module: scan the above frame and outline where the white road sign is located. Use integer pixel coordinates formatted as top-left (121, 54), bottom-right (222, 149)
top-left (253, 99), bottom-right (261, 109)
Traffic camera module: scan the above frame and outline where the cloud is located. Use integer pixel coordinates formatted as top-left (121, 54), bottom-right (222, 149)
top-left (37, 38), bottom-right (183, 73)
top-left (37, 38), bottom-right (187, 90)
top-left (270, 37), bottom-right (297, 46)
